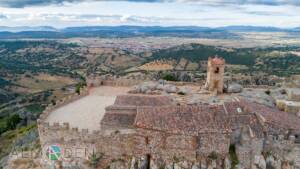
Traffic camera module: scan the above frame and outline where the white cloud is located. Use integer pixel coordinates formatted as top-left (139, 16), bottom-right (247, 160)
top-left (0, 1), bottom-right (299, 27)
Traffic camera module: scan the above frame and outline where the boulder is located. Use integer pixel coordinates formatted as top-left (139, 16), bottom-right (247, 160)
top-left (236, 164), bottom-right (245, 169)
top-left (238, 89), bottom-right (276, 107)
top-left (266, 156), bottom-right (281, 169)
top-left (178, 87), bottom-right (191, 95)
top-left (130, 157), bottom-right (138, 169)
top-left (227, 83), bottom-right (243, 93)
top-left (164, 84), bottom-right (178, 93)
top-left (150, 161), bottom-right (159, 169)
top-left (254, 155), bottom-right (266, 169)
top-left (224, 157), bottom-right (231, 169)
top-left (165, 163), bottom-right (174, 169)
top-left (192, 164), bottom-right (200, 169)
top-left (200, 159), bottom-right (207, 169)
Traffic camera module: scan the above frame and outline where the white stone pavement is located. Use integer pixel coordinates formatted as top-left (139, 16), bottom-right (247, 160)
top-left (46, 86), bottom-right (130, 131)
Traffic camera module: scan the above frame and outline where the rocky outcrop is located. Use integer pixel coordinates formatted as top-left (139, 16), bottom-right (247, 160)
top-left (110, 160), bottom-right (127, 169)
top-left (266, 156), bottom-right (281, 169)
top-left (130, 81), bottom-right (179, 94)
top-left (226, 83), bottom-right (243, 93)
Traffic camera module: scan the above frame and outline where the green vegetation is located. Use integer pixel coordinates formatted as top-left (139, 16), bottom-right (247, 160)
top-left (229, 144), bottom-right (239, 169)
top-left (265, 90), bottom-right (271, 95)
top-left (151, 44), bottom-right (257, 66)
top-left (150, 43), bottom-right (300, 76)
top-left (88, 151), bottom-right (103, 169)
top-left (0, 114), bottom-right (21, 134)
top-left (208, 151), bottom-right (218, 160)
top-left (6, 114), bottom-right (21, 130)
top-left (0, 78), bottom-right (10, 88)
top-left (162, 74), bottom-right (177, 81)
top-left (0, 123), bottom-right (37, 159)
top-left (25, 104), bottom-right (45, 114)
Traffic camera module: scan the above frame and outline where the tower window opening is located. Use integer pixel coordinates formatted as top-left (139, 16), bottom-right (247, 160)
top-left (215, 67), bottom-right (220, 74)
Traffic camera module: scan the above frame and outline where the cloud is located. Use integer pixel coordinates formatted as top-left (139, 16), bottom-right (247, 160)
top-left (0, 0), bottom-right (86, 8)
top-left (1, 0), bottom-right (300, 8)
top-left (0, 14), bottom-right (8, 19)
top-left (0, 0), bottom-right (299, 27)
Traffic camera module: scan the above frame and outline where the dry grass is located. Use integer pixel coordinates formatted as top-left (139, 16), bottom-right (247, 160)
top-left (139, 60), bottom-right (174, 71)
top-left (14, 73), bottom-right (76, 93)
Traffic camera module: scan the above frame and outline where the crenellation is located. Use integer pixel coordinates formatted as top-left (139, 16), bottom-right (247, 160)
top-left (71, 127), bottom-right (78, 132)
top-left (53, 122), bottom-right (60, 127)
top-left (62, 122), bottom-right (69, 129)
top-left (82, 129), bottom-right (89, 133)
top-left (37, 58), bottom-right (300, 169)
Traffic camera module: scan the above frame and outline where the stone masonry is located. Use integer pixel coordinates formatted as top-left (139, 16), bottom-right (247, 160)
top-left (38, 57), bottom-right (300, 169)
top-left (205, 56), bottom-right (225, 94)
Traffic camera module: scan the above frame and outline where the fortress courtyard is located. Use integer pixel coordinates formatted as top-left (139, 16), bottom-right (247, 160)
top-left (45, 86), bottom-right (130, 131)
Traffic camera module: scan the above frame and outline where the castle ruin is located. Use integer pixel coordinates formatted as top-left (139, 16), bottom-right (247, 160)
top-left (36, 57), bottom-right (300, 169)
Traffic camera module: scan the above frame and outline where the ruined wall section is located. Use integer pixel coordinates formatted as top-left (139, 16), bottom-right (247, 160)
top-left (38, 87), bottom-right (89, 143)
top-left (87, 76), bottom-right (145, 87)
top-left (37, 86), bottom-right (140, 166)
top-left (134, 129), bottom-right (198, 164)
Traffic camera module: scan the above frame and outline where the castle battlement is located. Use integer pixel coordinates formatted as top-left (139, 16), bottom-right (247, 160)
top-left (38, 87), bottom-right (89, 121)
top-left (37, 87), bottom-right (95, 142)
top-left (87, 76), bottom-right (145, 88)
top-left (38, 120), bottom-right (103, 138)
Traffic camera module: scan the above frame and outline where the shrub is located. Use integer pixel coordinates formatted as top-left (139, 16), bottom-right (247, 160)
top-left (75, 84), bottom-right (81, 95)
top-left (229, 144), bottom-right (239, 169)
top-left (162, 74), bottom-right (177, 81)
top-left (6, 114), bottom-right (21, 130)
top-left (208, 151), bottom-right (218, 160)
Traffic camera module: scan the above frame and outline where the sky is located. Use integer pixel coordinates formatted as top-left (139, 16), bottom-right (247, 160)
top-left (0, 0), bottom-right (300, 28)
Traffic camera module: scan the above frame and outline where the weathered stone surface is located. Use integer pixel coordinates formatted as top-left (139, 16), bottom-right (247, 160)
top-left (130, 157), bottom-right (138, 169)
top-left (164, 84), bottom-right (178, 93)
top-left (132, 81), bottom-right (178, 93)
top-left (178, 87), bottom-right (191, 95)
top-left (266, 156), bottom-right (281, 169)
top-left (238, 89), bottom-right (275, 107)
top-left (165, 163), bottom-right (174, 169)
top-left (224, 157), bottom-right (231, 169)
top-left (192, 163), bottom-right (200, 169)
top-left (282, 161), bottom-right (291, 169)
top-left (110, 160), bottom-right (126, 169)
top-left (201, 159), bottom-right (207, 169)
top-left (236, 164), bottom-right (245, 169)
top-left (150, 161), bottom-right (159, 169)
top-left (254, 155), bottom-right (266, 169)
top-left (227, 83), bottom-right (243, 93)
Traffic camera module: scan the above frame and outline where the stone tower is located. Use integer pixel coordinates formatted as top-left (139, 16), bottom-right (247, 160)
top-left (205, 56), bottom-right (225, 94)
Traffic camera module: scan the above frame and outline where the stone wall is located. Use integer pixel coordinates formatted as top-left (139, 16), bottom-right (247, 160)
top-left (37, 83), bottom-right (300, 169)
top-left (87, 76), bottom-right (145, 87)
top-left (288, 89), bottom-right (300, 101)
top-left (101, 106), bottom-right (137, 130)
top-left (276, 97), bottom-right (300, 115)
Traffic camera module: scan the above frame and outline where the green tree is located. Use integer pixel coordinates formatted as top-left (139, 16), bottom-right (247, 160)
top-left (6, 114), bottom-right (21, 130)
top-left (75, 84), bottom-right (81, 95)
top-left (163, 74), bottom-right (177, 81)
